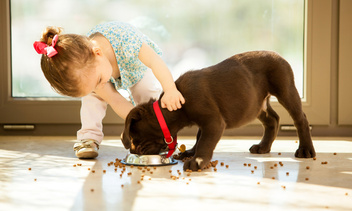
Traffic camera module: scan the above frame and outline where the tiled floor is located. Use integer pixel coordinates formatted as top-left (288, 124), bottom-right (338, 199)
top-left (0, 136), bottom-right (352, 211)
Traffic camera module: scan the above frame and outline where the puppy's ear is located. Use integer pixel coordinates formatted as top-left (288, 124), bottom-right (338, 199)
top-left (121, 107), bottom-right (142, 149)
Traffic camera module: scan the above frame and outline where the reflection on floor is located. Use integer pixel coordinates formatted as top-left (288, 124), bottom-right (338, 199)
top-left (0, 136), bottom-right (351, 211)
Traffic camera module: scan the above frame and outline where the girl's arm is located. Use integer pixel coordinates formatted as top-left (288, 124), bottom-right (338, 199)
top-left (94, 82), bottom-right (134, 120)
top-left (138, 42), bottom-right (185, 111)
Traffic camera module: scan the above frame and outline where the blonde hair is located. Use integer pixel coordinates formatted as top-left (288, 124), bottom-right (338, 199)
top-left (39, 26), bottom-right (95, 97)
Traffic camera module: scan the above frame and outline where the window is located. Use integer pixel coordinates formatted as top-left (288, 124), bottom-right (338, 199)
top-left (11, 0), bottom-right (304, 98)
top-left (0, 0), bottom-right (336, 134)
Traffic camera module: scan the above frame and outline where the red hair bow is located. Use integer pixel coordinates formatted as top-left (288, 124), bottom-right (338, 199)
top-left (33, 34), bottom-right (58, 58)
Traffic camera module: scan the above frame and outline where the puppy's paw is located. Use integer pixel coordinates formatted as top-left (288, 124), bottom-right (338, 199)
top-left (295, 147), bottom-right (316, 158)
top-left (249, 144), bottom-right (271, 154)
top-left (183, 156), bottom-right (209, 171)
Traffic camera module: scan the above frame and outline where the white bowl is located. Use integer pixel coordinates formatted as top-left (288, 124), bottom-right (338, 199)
top-left (121, 153), bottom-right (178, 166)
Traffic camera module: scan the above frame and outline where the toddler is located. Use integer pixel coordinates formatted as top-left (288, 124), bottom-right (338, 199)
top-left (34, 21), bottom-right (185, 159)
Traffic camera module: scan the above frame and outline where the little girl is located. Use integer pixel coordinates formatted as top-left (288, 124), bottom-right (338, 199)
top-left (34, 21), bottom-right (185, 159)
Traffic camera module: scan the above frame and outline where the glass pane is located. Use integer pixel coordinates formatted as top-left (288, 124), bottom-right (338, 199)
top-left (11, 0), bottom-right (304, 98)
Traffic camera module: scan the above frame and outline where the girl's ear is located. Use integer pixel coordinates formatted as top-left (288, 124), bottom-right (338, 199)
top-left (92, 47), bottom-right (103, 56)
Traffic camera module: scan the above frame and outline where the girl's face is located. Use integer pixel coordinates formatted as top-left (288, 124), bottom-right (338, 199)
top-left (78, 51), bottom-right (113, 97)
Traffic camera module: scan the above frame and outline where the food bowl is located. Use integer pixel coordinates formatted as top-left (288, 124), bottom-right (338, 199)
top-left (121, 153), bottom-right (178, 166)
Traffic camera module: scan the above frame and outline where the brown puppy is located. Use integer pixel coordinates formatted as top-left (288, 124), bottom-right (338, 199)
top-left (121, 51), bottom-right (316, 171)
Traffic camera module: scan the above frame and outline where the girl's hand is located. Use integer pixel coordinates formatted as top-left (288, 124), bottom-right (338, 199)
top-left (161, 88), bottom-right (185, 111)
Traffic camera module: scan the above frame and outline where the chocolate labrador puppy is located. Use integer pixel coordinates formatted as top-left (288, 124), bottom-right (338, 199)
top-left (121, 51), bottom-right (316, 171)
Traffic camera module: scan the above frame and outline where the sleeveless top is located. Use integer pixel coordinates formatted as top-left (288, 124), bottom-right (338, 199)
top-left (87, 21), bottom-right (162, 105)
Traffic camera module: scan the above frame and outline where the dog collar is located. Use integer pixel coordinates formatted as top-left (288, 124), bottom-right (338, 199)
top-left (153, 100), bottom-right (177, 158)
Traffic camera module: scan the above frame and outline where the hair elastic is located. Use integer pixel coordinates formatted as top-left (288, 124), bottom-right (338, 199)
top-left (33, 34), bottom-right (59, 58)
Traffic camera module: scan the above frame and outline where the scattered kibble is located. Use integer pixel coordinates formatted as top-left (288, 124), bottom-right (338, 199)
top-left (345, 193), bottom-right (348, 196)
top-left (88, 168), bottom-right (91, 171)
top-left (248, 163), bottom-right (251, 167)
top-left (278, 152), bottom-right (281, 155)
top-left (34, 178), bottom-right (37, 181)
top-left (272, 177), bottom-right (275, 180)
top-left (251, 170), bottom-right (254, 174)
top-left (305, 178), bottom-right (309, 181)
top-left (169, 170), bottom-right (172, 173)
top-left (137, 181), bottom-right (141, 184)
top-left (103, 170), bottom-right (106, 173)
top-left (121, 185), bottom-right (124, 188)
top-left (321, 161), bottom-right (328, 165)
top-left (226, 165), bottom-right (229, 168)
top-left (286, 172), bottom-right (289, 176)
top-left (214, 168), bottom-right (217, 172)
top-left (257, 182), bottom-right (260, 185)
top-left (313, 157), bottom-right (317, 160)
top-left (90, 189), bottom-right (94, 192)
top-left (333, 153), bottom-right (337, 155)
top-left (221, 162), bottom-right (225, 166)
top-left (243, 163), bottom-right (247, 166)
top-left (306, 166), bottom-right (310, 170)
top-left (197, 169), bottom-right (202, 172)
top-left (28, 168), bottom-right (31, 171)
top-left (73, 165), bottom-right (76, 167)
top-left (254, 166), bottom-right (257, 170)
top-left (281, 185), bottom-right (286, 189)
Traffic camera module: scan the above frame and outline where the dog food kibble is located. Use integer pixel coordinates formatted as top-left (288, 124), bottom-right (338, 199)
top-left (226, 165), bottom-right (229, 168)
top-left (254, 166), bottom-right (257, 170)
top-left (306, 166), bottom-right (310, 170)
top-left (305, 178), bottom-right (309, 181)
top-left (91, 189), bottom-right (94, 192)
top-left (281, 185), bottom-right (286, 189)
top-left (321, 161), bottom-right (328, 165)
top-left (28, 168), bottom-right (31, 171)
top-left (34, 178), bottom-right (37, 181)
top-left (169, 170), bottom-right (172, 173)
top-left (345, 193), bottom-right (348, 196)
top-left (313, 157), bottom-right (317, 160)
top-left (270, 166), bottom-right (274, 169)
top-left (73, 165), bottom-right (76, 167)
top-left (248, 164), bottom-right (251, 167)
top-left (121, 185), bottom-right (124, 188)
top-left (137, 181), bottom-right (141, 184)
top-left (278, 152), bottom-right (281, 155)
top-left (127, 172), bottom-right (132, 176)
top-left (272, 177), bottom-right (275, 180)
top-left (178, 144), bottom-right (186, 153)
top-left (333, 153), bottom-right (337, 155)
top-left (197, 169), bottom-right (202, 172)
top-left (88, 168), bottom-right (91, 171)
top-left (286, 172), bottom-right (289, 176)
top-left (274, 164), bottom-right (278, 167)
top-left (187, 173), bottom-right (191, 176)
top-left (221, 162), bottom-right (225, 166)
top-left (103, 170), bottom-right (106, 173)
top-left (243, 163), bottom-right (247, 166)
top-left (251, 170), bottom-right (254, 174)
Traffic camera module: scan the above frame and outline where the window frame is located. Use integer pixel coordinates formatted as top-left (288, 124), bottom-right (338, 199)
top-left (0, 0), bottom-right (344, 135)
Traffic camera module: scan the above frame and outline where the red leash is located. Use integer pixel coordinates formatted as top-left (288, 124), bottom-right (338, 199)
top-left (153, 101), bottom-right (177, 158)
